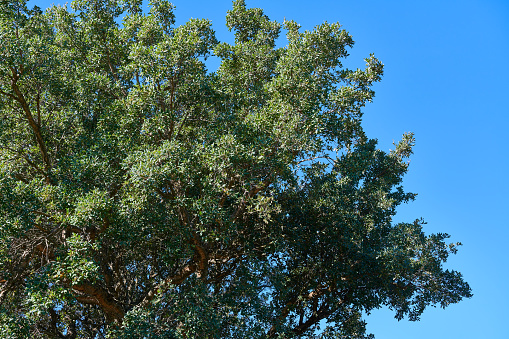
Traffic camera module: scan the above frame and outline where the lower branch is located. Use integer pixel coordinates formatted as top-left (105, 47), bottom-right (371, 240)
top-left (72, 284), bottom-right (124, 325)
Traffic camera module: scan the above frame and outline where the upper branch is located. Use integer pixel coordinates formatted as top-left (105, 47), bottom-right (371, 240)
top-left (10, 70), bottom-right (52, 183)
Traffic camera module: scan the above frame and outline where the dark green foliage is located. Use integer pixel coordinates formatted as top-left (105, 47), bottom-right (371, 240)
top-left (0, 0), bottom-right (471, 337)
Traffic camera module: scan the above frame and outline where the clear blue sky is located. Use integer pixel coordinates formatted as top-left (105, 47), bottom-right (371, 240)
top-left (30, 0), bottom-right (509, 337)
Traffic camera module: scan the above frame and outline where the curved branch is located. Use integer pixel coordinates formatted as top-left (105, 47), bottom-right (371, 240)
top-left (72, 283), bottom-right (124, 325)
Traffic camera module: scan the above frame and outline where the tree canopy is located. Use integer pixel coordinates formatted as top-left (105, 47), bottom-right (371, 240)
top-left (0, 0), bottom-right (471, 337)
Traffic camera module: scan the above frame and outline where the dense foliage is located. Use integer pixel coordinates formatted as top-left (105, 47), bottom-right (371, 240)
top-left (0, 0), bottom-right (471, 337)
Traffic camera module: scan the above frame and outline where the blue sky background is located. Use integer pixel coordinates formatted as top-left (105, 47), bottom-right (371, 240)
top-left (30, 0), bottom-right (509, 337)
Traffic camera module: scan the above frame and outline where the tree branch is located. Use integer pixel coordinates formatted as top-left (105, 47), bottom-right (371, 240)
top-left (10, 72), bottom-right (52, 183)
top-left (266, 284), bottom-right (335, 338)
top-left (0, 88), bottom-right (18, 101)
top-left (139, 261), bottom-right (198, 308)
top-left (72, 283), bottom-right (124, 325)
top-left (231, 176), bottom-right (272, 222)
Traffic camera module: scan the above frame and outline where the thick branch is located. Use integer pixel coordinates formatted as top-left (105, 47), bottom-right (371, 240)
top-left (191, 231), bottom-right (209, 280)
top-left (72, 284), bottom-right (124, 324)
top-left (10, 72), bottom-right (52, 182)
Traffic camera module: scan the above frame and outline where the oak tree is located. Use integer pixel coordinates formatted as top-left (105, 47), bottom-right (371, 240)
top-left (0, 0), bottom-right (471, 337)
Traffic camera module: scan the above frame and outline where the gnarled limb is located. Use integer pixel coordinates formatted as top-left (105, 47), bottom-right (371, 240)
top-left (72, 283), bottom-right (124, 325)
